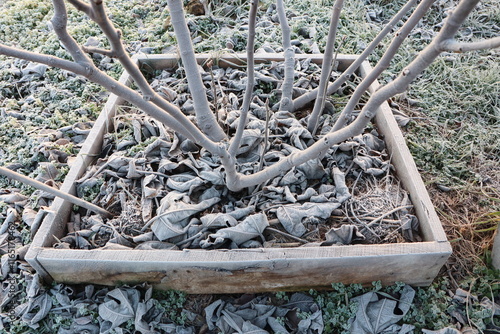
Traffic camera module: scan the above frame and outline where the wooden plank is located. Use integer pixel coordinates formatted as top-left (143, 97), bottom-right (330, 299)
top-left (36, 242), bottom-right (450, 293)
top-left (137, 53), bottom-right (358, 72)
top-left (359, 62), bottom-right (448, 243)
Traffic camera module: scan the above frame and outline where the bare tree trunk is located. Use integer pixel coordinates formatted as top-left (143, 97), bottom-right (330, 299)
top-left (276, 0), bottom-right (294, 112)
top-left (166, 0), bottom-right (226, 141)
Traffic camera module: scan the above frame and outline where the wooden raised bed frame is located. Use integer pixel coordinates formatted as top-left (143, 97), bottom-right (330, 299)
top-left (25, 54), bottom-right (452, 294)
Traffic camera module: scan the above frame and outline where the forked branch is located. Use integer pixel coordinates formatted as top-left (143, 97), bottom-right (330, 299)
top-left (166, 0), bottom-right (226, 141)
top-left (224, 0), bottom-right (490, 191)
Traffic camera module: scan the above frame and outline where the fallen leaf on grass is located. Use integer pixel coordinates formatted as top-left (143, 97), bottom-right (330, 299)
top-left (21, 293), bottom-right (53, 327)
top-left (422, 329), bottom-right (462, 334)
top-left (297, 309), bottom-right (324, 334)
top-left (350, 285), bottom-right (415, 334)
top-left (99, 288), bottom-right (139, 330)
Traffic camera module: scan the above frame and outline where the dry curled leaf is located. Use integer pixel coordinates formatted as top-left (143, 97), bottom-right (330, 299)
top-left (200, 213), bottom-right (269, 248)
top-left (276, 202), bottom-right (341, 237)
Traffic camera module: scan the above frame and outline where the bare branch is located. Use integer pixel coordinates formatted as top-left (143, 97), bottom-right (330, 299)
top-left (167, 0), bottom-right (226, 141)
top-left (228, 0), bottom-right (259, 157)
top-left (307, 0), bottom-right (345, 135)
top-left (330, 0), bottom-right (435, 133)
top-left (226, 0), bottom-right (486, 191)
top-left (67, 0), bottom-right (91, 14)
top-left (292, 0), bottom-right (418, 112)
top-left (441, 37), bottom-right (500, 52)
top-left (276, 0), bottom-right (294, 112)
top-left (52, 0), bottom-right (93, 66)
top-left (81, 46), bottom-right (115, 57)
top-left (0, 43), bottom-right (85, 74)
top-left (0, 167), bottom-right (112, 218)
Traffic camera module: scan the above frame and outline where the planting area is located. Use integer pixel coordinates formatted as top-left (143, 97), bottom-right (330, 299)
top-left (0, 0), bottom-right (498, 333)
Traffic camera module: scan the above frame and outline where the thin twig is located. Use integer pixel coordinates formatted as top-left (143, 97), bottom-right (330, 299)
top-left (258, 99), bottom-right (271, 172)
top-left (366, 205), bottom-right (414, 227)
top-left (349, 201), bottom-right (380, 239)
top-left (266, 226), bottom-right (308, 244)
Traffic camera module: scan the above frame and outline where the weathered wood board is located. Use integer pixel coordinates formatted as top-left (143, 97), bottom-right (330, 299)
top-left (25, 54), bottom-right (452, 294)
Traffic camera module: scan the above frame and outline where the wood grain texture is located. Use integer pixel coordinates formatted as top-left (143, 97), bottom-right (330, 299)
top-left (26, 54), bottom-right (451, 293)
top-left (37, 242), bottom-right (450, 293)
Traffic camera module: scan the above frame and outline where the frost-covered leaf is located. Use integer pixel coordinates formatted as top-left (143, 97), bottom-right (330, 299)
top-left (297, 309), bottom-right (324, 334)
top-left (200, 214), bottom-right (238, 229)
top-left (268, 317), bottom-right (290, 334)
top-left (21, 63), bottom-right (48, 77)
top-left (0, 191), bottom-right (28, 204)
top-left (226, 205), bottom-right (256, 220)
top-left (205, 299), bottom-right (225, 331)
top-left (231, 129), bottom-right (262, 156)
top-left (285, 293), bottom-right (315, 312)
top-left (241, 321), bottom-right (269, 333)
top-left (322, 225), bottom-right (365, 245)
top-left (134, 241), bottom-right (178, 250)
top-left (297, 158), bottom-right (326, 180)
top-left (200, 213), bottom-right (269, 248)
top-left (144, 138), bottom-right (172, 158)
top-left (99, 288), bottom-right (139, 330)
top-left (166, 174), bottom-right (204, 193)
top-left (21, 293), bottom-right (53, 327)
top-left (199, 168), bottom-right (225, 185)
top-left (22, 207), bottom-right (37, 227)
top-left (332, 167), bottom-right (350, 203)
top-left (151, 192), bottom-right (220, 241)
top-left (401, 214), bottom-right (419, 242)
top-left (279, 167), bottom-right (306, 187)
top-left (276, 202), bottom-right (341, 237)
top-left (135, 299), bottom-right (161, 334)
top-left (27, 273), bottom-right (42, 298)
top-left (361, 133), bottom-right (385, 152)
top-left (142, 174), bottom-right (162, 199)
top-left (350, 285), bottom-right (415, 334)
top-left (297, 188), bottom-right (318, 201)
top-left (394, 114), bottom-right (411, 127)
top-left (354, 156), bottom-right (373, 171)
